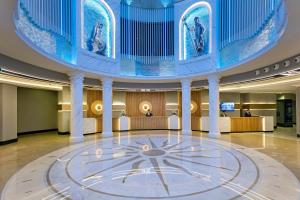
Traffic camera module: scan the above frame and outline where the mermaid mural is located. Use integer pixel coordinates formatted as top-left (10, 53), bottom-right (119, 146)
top-left (87, 22), bottom-right (107, 56)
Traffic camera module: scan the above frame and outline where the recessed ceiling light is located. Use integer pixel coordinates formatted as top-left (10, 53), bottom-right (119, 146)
top-left (283, 60), bottom-right (291, 67)
top-left (273, 64), bottom-right (280, 70)
top-left (294, 56), bottom-right (300, 63)
top-left (264, 67), bottom-right (270, 73)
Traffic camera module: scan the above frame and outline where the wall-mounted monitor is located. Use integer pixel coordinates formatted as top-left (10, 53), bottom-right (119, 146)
top-left (220, 102), bottom-right (235, 112)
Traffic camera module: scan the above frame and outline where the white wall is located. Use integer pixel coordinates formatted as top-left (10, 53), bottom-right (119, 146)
top-left (0, 84), bottom-right (17, 142)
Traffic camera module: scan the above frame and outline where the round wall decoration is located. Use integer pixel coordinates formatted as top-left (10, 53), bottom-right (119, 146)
top-left (139, 101), bottom-right (153, 114)
top-left (191, 100), bottom-right (198, 114)
top-left (91, 100), bottom-right (103, 115)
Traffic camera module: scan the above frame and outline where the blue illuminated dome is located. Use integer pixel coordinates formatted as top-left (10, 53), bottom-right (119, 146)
top-left (14, 0), bottom-right (287, 79)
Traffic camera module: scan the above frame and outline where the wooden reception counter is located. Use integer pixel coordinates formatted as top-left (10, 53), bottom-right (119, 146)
top-left (230, 117), bottom-right (263, 132)
top-left (130, 116), bottom-right (168, 130)
top-left (84, 116), bottom-right (273, 133)
top-left (201, 116), bottom-right (274, 133)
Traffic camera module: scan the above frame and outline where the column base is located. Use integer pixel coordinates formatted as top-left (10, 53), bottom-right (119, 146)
top-left (209, 132), bottom-right (221, 139)
top-left (102, 132), bottom-right (113, 138)
top-left (182, 130), bottom-right (192, 135)
top-left (70, 136), bottom-right (84, 143)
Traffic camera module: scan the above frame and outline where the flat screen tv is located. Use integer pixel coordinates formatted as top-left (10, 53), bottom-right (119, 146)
top-left (220, 102), bottom-right (235, 112)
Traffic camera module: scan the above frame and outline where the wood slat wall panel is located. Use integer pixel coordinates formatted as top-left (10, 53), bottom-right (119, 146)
top-left (126, 92), bottom-right (166, 117)
top-left (87, 90), bottom-right (103, 132)
top-left (191, 116), bottom-right (201, 131)
top-left (112, 118), bottom-right (119, 131)
top-left (242, 104), bottom-right (277, 109)
top-left (231, 117), bottom-right (263, 132)
top-left (191, 91), bottom-right (202, 117)
top-left (96, 116), bottom-right (102, 132)
top-left (177, 92), bottom-right (182, 117)
top-left (87, 90), bottom-right (102, 118)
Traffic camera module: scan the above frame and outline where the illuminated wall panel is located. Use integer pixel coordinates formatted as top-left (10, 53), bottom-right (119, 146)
top-left (83, 0), bottom-right (115, 58)
top-left (120, 3), bottom-right (174, 65)
top-left (179, 2), bottom-right (211, 61)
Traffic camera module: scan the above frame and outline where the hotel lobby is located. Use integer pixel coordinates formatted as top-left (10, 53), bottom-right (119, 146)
top-left (0, 0), bottom-right (300, 199)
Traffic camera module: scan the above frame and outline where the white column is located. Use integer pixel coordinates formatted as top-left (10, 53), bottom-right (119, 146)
top-left (296, 88), bottom-right (300, 137)
top-left (102, 77), bottom-right (113, 137)
top-left (70, 72), bottom-right (84, 143)
top-left (208, 74), bottom-right (221, 138)
top-left (181, 79), bottom-right (191, 135)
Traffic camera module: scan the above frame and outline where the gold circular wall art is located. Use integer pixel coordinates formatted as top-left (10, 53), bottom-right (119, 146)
top-left (191, 101), bottom-right (198, 114)
top-left (91, 100), bottom-right (103, 115)
top-left (139, 101), bottom-right (153, 114)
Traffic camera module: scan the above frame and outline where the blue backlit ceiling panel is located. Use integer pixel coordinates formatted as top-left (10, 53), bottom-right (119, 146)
top-left (180, 4), bottom-right (210, 60)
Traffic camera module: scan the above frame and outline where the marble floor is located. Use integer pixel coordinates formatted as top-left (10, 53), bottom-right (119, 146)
top-left (0, 131), bottom-right (300, 200)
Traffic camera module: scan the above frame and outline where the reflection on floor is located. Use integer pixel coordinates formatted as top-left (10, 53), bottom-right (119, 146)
top-left (273, 126), bottom-right (298, 139)
top-left (0, 131), bottom-right (299, 200)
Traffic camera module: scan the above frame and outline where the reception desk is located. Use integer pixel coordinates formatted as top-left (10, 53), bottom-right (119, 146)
top-left (83, 118), bottom-right (97, 134)
top-left (114, 116), bottom-right (179, 131)
top-left (86, 116), bottom-right (274, 133)
top-left (200, 116), bottom-right (274, 133)
top-left (201, 117), bottom-right (231, 133)
top-left (130, 116), bottom-right (168, 130)
top-left (168, 115), bottom-right (180, 130)
top-left (231, 117), bottom-right (262, 132)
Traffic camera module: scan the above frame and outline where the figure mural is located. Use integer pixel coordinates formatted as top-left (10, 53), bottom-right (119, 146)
top-left (180, 5), bottom-right (210, 60)
top-left (87, 22), bottom-right (107, 56)
top-left (183, 16), bottom-right (205, 55)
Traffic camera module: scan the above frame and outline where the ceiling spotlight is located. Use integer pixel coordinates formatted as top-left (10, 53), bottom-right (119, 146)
top-left (273, 64), bottom-right (280, 70)
top-left (264, 67), bottom-right (270, 73)
top-left (294, 56), bottom-right (300, 63)
top-left (283, 60), bottom-right (291, 67)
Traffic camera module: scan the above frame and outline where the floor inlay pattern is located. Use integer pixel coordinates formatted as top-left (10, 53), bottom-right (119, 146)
top-left (1, 134), bottom-right (299, 200)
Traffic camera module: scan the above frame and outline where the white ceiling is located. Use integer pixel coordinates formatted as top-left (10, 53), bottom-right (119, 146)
top-left (0, 74), bottom-right (63, 90)
top-left (0, 0), bottom-right (300, 87)
top-left (220, 74), bottom-right (300, 94)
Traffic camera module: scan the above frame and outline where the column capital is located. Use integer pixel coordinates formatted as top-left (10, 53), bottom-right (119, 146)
top-left (208, 74), bottom-right (220, 85)
top-left (102, 77), bottom-right (113, 86)
top-left (69, 71), bottom-right (84, 82)
top-left (181, 79), bottom-right (191, 88)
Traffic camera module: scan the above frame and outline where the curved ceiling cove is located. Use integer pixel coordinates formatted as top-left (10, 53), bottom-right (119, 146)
top-left (1, 0), bottom-right (290, 82)
top-left (121, 0), bottom-right (184, 8)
